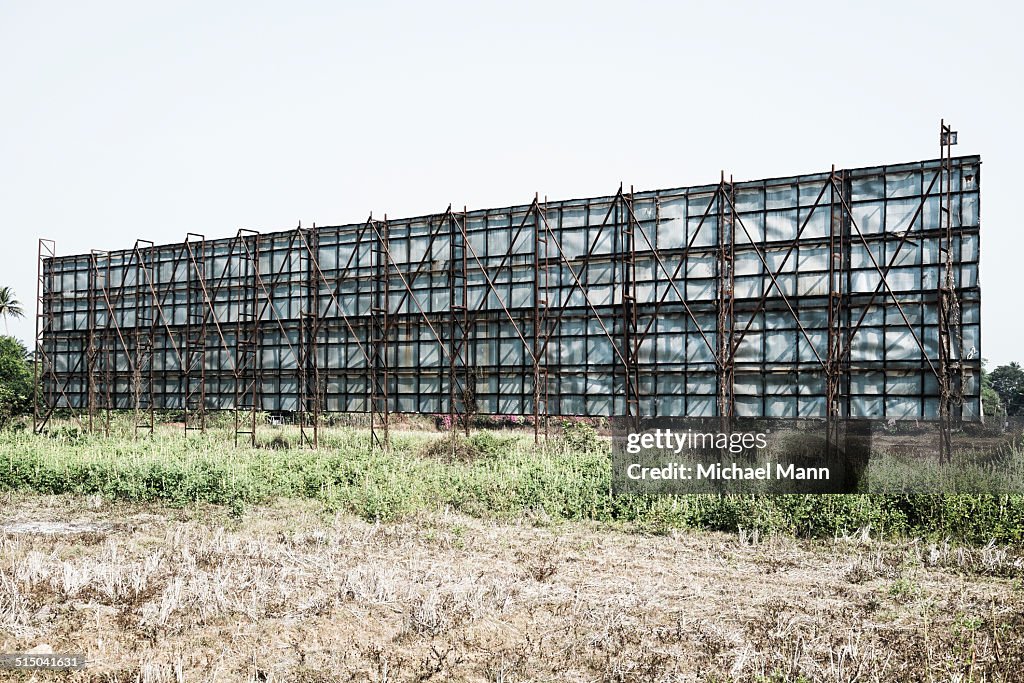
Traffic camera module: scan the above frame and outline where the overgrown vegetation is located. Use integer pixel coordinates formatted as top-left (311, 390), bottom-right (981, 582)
top-left (3, 420), bottom-right (1024, 545)
top-left (0, 336), bottom-right (32, 428)
top-left (990, 361), bottom-right (1024, 416)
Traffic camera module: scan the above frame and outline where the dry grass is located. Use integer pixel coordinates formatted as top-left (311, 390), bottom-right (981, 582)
top-left (1, 492), bottom-right (1023, 682)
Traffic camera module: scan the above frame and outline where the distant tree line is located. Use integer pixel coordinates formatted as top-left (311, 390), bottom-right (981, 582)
top-left (0, 286), bottom-right (31, 426)
top-left (986, 362), bottom-right (1024, 417)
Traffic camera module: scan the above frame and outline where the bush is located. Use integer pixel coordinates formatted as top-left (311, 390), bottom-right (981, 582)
top-left (419, 434), bottom-right (484, 462)
top-left (0, 336), bottom-right (32, 427)
top-left (557, 420), bottom-right (601, 453)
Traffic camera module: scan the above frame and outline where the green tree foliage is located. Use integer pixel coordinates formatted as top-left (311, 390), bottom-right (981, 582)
top-left (0, 287), bottom-right (24, 335)
top-left (989, 362), bottom-right (1024, 417)
top-left (0, 336), bottom-right (33, 426)
top-left (982, 361), bottom-right (1005, 417)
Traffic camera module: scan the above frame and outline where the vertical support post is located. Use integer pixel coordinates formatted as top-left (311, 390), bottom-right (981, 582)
top-left (92, 250), bottom-right (114, 436)
top-left (234, 229), bottom-right (261, 447)
top-left (33, 239), bottom-right (57, 434)
top-left (299, 224), bottom-right (321, 449)
top-left (531, 196), bottom-right (549, 444)
top-left (133, 241), bottom-right (156, 438)
top-left (448, 208), bottom-right (471, 440)
top-left (716, 174), bottom-right (735, 418)
top-left (937, 120), bottom-right (961, 462)
top-left (184, 233), bottom-right (207, 434)
top-left (826, 167), bottom-right (848, 453)
top-left (370, 216), bottom-right (391, 451)
top-left (620, 186), bottom-right (641, 420)
top-left (87, 251), bottom-right (103, 433)
top-left (102, 251), bottom-right (114, 434)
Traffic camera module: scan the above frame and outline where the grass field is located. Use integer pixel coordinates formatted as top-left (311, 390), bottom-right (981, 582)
top-left (3, 421), bottom-right (1024, 544)
top-left (2, 421), bottom-right (1024, 681)
top-left (2, 494), bottom-right (1023, 682)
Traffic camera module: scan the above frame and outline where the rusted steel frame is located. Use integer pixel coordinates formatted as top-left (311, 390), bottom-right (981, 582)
top-left (240, 225), bottom-right (320, 426)
top-left (448, 210), bottom-right (471, 436)
top-left (182, 233), bottom-right (242, 374)
top-left (83, 242), bottom-right (144, 419)
top-left (369, 216), bottom-right (391, 450)
top-left (355, 208), bottom-right (471, 409)
top-left (234, 224), bottom-right (321, 438)
top-left (87, 250), bottom-right (103, 432)
top-left (938, 120), bottom-right (960, 461)
top-left (97, 239), bottom-right (192, 421)
top-left (32, 240), bottom-right (48, 432)
top-left (727, 177), bottom-right (832, 354)
top-left (95, 245), bottom-right (138, 431)
top-left (298, 225), bottom-right (320, 448)
top-left (89, 249), bottom-right (144, 380)
top-left (296, 228), bottom-right (307, 442)
top-left (134, 243), bottom-right (186, 379)
top-left (236, 227), bottom-right (307, 367)
top-left (826, 167), bottom-right (847, 419)
top-left (363, 217), bottom-right (467, 393)
top-left (716, 176), bottom-right (735, 417)
top-left (829, 179), bottom-right (940, 380)
top-left (35, 243), bottom-right (91, 431)
top-left (721, 192), bottom-right (827, 369)
top-left (326, 215), bottom-right (378, 320)
top-left (33, 240), bottom-right (85, 433)
top-left (531, 197), bottom-right (547, 443)
top-left (839, 168), bottom-right (942, 353)
top-left (294, 221), bottom-right (373, 365)
top-left (380, 206), bottom-right (457, 341)
top-left (95, 251), bottom-right (120, 427)
top-left (470, 203), bottom-right (539, 300)
top-left (133, 243), bottom-right (156, 437)
top-left (631, 183), bottom-right (726, 366)
top-left (200, 230), bottom-right (257, 371)
top-left (456, 209), bottom-right (537, 363)
top-left (520, 192), bottom-right (622, 366)
top-left (619, 188), bottom-right (641, 417)
top-left (292, 218), bottom-right (396, 449)
top-left (184, 233), bottom-right (208, 433)
top-left (99, 252), bottom-right (114, 431)
top-left (309, 216), bottom-right (390, 445)
top-left (309, 227), bottom-right (321, 447)
top-left (233, 229), bottom-right (261, 447)
top-left (532, 199), bottom-right (631, 369)
top-left (619, 186), bottom-right (722, 389)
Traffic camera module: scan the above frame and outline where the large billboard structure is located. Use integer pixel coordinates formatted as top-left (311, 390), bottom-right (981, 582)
top-left (34, 124), bottom-right (980, 452)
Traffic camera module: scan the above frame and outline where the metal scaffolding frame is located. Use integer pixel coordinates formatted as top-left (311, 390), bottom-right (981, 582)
top-left (184, 233), bottom-right (208, 434)
top-left (34, 125), bottom-right (979, 452)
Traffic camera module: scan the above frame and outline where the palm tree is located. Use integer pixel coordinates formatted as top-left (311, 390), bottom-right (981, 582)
top-left (0, 287), bottom-right (25, 335)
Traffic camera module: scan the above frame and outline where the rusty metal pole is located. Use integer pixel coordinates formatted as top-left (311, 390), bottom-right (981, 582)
top-left (826, 166), bottom-right (848, 454)
top-left (716, 174), bottom-right (735, 419)
top-left (184, 233), bottom-right (208, 436)
top-left (369, 215), bottom-right (392, 451)
top-left (33, 239), bottom-right (57, 434)
top-left (619, 185), bottom-right (640, 422)
top-left (532, 195), bottom-right (544, 444)
top-left (133, 242), bottom-right (156, 438)
top-left (937, 120), bottom-right (961, 462)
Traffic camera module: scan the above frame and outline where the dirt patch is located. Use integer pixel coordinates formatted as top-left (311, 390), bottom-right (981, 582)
top-left (0, 494), bottom-right (1022, 682)
top-left (1, 521), bottom-right (113, 535)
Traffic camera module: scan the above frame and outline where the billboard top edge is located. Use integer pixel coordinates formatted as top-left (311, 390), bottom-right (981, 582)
top-left (47, 154), bottom-right (981, 262)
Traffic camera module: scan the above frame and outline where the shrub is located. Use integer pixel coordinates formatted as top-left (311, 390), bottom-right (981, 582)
top-left (0, 336), bottom-right (32, 427)
top-left (557, 420), bottom-right (601, 453)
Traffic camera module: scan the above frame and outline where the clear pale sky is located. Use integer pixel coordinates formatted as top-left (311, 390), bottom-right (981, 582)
top-left (1, 1), bottom-right (1020, 367)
